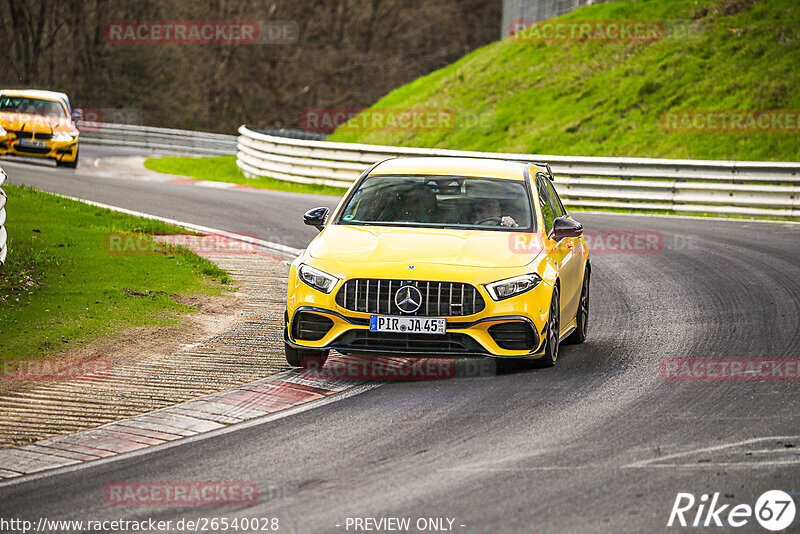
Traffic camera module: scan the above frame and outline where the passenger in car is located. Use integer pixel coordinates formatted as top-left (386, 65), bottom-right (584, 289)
top-left (472, 199), bottom-right (518, 227)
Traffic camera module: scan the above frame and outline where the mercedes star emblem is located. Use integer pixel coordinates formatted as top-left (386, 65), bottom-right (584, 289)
top-left (395, 285), bottom-right (422, 314)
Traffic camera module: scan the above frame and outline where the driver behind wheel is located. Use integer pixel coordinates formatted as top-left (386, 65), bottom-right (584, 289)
top-left (473, 199), bottom-right (518, 227)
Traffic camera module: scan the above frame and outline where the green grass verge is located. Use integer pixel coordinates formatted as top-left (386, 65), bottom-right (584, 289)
top-left (0, 185), bottom-right (231, 361)
top-left (328, 0), bottom-right (800, 162)
top-left (144, 155), bottom-right (347, 196)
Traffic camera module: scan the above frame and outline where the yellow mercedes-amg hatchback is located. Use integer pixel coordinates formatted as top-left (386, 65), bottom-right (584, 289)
top-left (285, 157), bottom-right (590, 369)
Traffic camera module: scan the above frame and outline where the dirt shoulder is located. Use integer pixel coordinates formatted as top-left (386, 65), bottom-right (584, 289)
top-left (0, 247), bottom-right (291, 448)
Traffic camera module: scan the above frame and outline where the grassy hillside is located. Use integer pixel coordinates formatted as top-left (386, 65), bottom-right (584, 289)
top-left (328, 0), bottom-right (800, 161)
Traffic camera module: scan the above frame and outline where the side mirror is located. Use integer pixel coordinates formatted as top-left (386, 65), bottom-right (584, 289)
top-left (303, 207), bottom-right (329, 231)
top-left (551, 217), bottom-right (583, 240)
top-left (71, 108), bottom-right (84, 123)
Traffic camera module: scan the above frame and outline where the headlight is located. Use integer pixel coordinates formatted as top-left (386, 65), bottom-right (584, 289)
top-left (0, 125), bottom-right (6, 136)
top-left (298, 264), bottom-right (339, 294)
top-left (485, 273), bottom-right (542, 301)
top-left (52, 132), bottom-right (76, 142)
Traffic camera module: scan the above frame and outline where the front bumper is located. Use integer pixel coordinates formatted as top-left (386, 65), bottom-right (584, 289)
top-left (286, 278), bottom-right (550, 359)
top-left (0, 137), bottom-right (78, 162)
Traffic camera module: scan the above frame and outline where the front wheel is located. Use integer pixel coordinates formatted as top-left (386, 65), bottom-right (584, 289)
top-left (534, 285), bottom-right (560, 368)
top-left (285, 343), bottom-right (329, 369)
top-left (564, 270), bottom-right (589, 345)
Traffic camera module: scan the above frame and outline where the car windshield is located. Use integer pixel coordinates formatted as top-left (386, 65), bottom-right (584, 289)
top-left (337, 174), bottom-right (533, 231)
top-left (0, 96), bottom-right (68, 119)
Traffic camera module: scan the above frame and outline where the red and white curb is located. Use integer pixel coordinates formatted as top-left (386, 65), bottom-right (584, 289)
top-left (0, 364), bottom-right (372, 481)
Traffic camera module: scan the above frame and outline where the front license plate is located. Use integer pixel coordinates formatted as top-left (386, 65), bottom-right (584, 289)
top-left (18, 139), bottom-right (46, 149)
top-left (370, 315), bottom-right (446, 335)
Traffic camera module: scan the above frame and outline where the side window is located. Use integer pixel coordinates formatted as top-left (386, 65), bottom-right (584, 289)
top-left (544, 178), bottom-right (566, 219)
top-left (535, 173), bottom-right (556, 233)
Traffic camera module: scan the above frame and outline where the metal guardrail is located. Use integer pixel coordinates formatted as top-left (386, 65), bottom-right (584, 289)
top-left (236, 125), bottom-right (800, 218)
top-left (255, 128), bottom-right (328, 141)
top-left (78, 121), bottom-right (237, 156)
top-left (0, 166), bottom-right (7, 266)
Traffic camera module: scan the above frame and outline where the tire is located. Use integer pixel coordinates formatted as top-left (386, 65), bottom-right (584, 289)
top-left (56, 148), bottom-right (78, 169)
top-left (534, 285), bottom-right (560, 368)
top-left (564, 270), bottom-right (590, 345)
top-left (285, 343), bottom-right (329, 369)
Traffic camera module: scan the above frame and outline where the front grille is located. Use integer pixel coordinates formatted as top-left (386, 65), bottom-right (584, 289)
top-left (335, 279), bottom-right (485, 317)
top-left (14, 145), bottom-right (49, 155)
top-left (292, 312), bottom-right (334, 341)
top-left (488, 322), bottom-right (537, 350)
top-left (9, 131), bottom-right (52, 140)
top-left (332, 330), bottom-right (486, 355)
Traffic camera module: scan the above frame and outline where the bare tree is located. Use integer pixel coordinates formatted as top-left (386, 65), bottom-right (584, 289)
top-left (3, 1), bottom-right (67, 83)
top-left (0, 0), bottom-right (502, 132)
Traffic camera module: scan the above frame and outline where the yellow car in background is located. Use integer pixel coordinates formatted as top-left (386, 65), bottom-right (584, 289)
top-left (285, 157), bottom-right (591, 369)
top-left (0, 89), bottom-right (80, 168)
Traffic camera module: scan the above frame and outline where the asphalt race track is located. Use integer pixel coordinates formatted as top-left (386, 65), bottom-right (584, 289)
top-left (1, 147), bottom-right (799, 532)
top-left (1, 146), bottom-right (337, 250)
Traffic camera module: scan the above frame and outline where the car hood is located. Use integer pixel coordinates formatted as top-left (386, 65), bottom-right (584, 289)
top-left (0, 112), bottom-right (77, 135)
top-left (307, 225), bottom-right (543, 268)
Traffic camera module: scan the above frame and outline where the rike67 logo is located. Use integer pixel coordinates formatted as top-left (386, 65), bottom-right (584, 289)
top-left (668, 490), bottom-right (796, 531)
